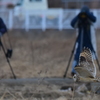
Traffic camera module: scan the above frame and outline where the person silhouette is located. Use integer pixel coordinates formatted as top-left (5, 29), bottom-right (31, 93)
top-left (71, 5), bottom-right (97, 76)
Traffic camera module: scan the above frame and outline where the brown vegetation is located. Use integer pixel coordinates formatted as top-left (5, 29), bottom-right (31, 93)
top-left (0, 29), bottom-right (99, 99)
top-left (0, 29), bottom-right (100, 79)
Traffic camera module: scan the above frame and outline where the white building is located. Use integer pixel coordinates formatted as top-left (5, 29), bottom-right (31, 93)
top-left (15, 0), bottom-right (48, 10)
top-left (14, 0), bottom-right (48, 16)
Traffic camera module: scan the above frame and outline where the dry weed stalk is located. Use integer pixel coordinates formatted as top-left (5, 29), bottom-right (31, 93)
top-left (0, 92), bottom-right (6, 100)
top-left (6, 89), bottom-right (17, 99)
top-left (71, 81), bottom-right (75, 100)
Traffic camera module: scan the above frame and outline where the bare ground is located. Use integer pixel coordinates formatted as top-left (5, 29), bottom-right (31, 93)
top-left (0, 29), bottom-right (76, 78)
top-left (0, 29), bottom-right (100, 79)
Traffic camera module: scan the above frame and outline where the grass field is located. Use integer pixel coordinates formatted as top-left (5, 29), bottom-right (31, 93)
top-left (0, 29), bottom-right (76, 78)
top-left (0, 29), bottom-right (100, 99)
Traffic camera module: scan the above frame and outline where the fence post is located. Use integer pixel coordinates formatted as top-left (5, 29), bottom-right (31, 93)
top-left (9, 10), bottom-right (13, 30)
top-left (42, 10), bottom-right (46, 31)
top-left (25, 10), bottom-right (29, 31)
top-left (76, 9), bottom-right (80, 15)
top-left (58, 9), bottom-right (63, 31)
top-left (93, 9), bottom-right (98, 29)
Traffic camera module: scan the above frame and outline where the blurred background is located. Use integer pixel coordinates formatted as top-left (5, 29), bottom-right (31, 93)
top-left (0, 0), bottom-right (100, 79)
top-left (0, 0), bottom-right (100, 30)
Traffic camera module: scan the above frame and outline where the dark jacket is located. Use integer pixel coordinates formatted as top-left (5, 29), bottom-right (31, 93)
top-left (71, 10), bottom-right (96, 65)
top-left (0, 18), bottom-right (7, 35)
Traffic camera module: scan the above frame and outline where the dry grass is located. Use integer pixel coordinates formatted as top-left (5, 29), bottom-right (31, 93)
top-left (0, 82), bottom-right (99, 100)
top-left (0, 29), bottom-right (76, 78)
top-left (0, 29), bottom-right (100, 99)
top-left (0, 29), bottom-right (99, 79)
top-left (0, 29), bottom-right (100, 78)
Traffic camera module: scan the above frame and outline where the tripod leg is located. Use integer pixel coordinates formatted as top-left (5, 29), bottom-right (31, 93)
top-left (63, 37), bottom-right (78, 78)
top-left (86, 33), bottom-right (100, 71)
top-left (63, 51), bottom-right (74, 78)
top-left (7, 59), bottom-right (16, 79)
top-left (0, 39), bottom-right (16, 79)
top-left (95, 56), bottom-right (100, 70)
top-left (93, 50), bottom-right (100, 70)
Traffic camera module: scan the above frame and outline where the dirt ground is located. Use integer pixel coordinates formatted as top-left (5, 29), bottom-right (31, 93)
top-left (0, 29), bottom-right (100, 79)
top-left (0, 29), bottom-right (76, 79)
top-left (0, 29), bottom-right (100, 100)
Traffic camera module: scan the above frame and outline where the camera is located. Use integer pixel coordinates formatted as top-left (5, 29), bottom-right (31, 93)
top-left (78, 11), bottom-right (89, 26)
top-left (78, 12), bottom-right (87, 20)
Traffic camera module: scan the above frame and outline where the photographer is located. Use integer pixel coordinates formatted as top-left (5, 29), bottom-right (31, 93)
top-left (71, 6), bottom-right (96, 76)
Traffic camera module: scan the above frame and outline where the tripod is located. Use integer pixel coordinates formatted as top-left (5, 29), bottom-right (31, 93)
top-left (63, 27), bottom-right (100, 78)
top-left (0, 38), bottom-right (16, 79)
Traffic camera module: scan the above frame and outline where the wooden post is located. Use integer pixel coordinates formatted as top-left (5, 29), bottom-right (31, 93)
top-left (25, 10), bottom-right (29, 31)
top-left (42, 10), bottom-right (46, 31)
top-left (9, 10), bottom-right (13, 29)
top-left (58, 9), bottom-right (63, 31)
